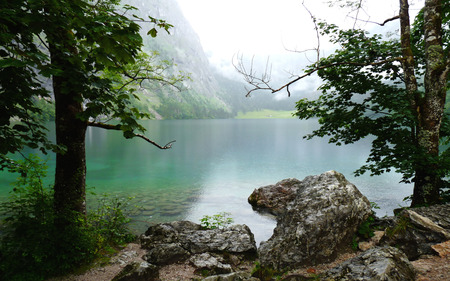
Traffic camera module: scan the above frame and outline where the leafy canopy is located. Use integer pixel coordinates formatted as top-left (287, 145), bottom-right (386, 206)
top-left (0, 0), bottom-right (183, 167)
top-left (295, 13), bottom-right (449, 184)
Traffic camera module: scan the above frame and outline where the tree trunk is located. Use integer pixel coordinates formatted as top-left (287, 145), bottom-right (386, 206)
top-left (50, 42), bottom-right (88, 219)
top-left (411, 0), bottom-right (447, 206)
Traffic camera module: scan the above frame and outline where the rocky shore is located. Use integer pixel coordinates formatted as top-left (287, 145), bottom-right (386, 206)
top-left (58, 171), bottom-right (450, 280)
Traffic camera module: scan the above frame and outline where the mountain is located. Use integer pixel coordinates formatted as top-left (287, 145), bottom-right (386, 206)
top-left (124, 0), bottom-right (296, 119)
top-left (122, 0), bottom-right (237, 119)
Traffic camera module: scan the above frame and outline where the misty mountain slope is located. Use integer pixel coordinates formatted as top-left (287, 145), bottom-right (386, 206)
top-left (123, 0), bottom-right (236, 119)
top-left (125, 0), bottom-right (296, 119)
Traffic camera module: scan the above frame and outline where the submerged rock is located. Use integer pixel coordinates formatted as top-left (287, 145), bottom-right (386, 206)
top-left (258, 170), bottom-right (372, 271)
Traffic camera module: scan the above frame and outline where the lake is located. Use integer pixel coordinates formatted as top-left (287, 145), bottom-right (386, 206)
top-left (0, 119), bottom-right (412, 244)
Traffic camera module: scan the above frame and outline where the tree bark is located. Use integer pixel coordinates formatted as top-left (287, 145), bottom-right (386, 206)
top-left (50, 41), bottom-right (88, 219)
top-left (411, 0), bottom-right (447, 206)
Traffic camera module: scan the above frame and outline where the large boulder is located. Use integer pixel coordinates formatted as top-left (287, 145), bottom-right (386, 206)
top-left (248, 178), bottom-right (301, 215)
top-left (321, 246), bottom-right (416, 281)
top-left (140, 221), bottom-right (257, 271)
top-left (179, 224), bottom-right (257, 254)
top-left (381, 203), bottom-right (450, 260)
top-left (258, 171), bottom-right (372, 271)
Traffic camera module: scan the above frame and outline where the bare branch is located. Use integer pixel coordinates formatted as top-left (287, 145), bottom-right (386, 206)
top-left (301, 1), bottom-right (320, 65)
top-left (87, 121), bottom-right (175, 149)
top-left (348, 15), bottom-right (400, 26)
top-left (234, 1), bottom-right (404, 98)
top-left (235, 55), bottom-right (403, 96)
top-left (233, 53), bottom-right (275, 97)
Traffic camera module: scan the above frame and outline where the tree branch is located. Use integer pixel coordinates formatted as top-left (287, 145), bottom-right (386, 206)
top-left (87, 122), bottom-right (175, 149)
top-left (349, 15), bottom-right (400, 26)
top-left (234, 55), bottom-right (403, 96)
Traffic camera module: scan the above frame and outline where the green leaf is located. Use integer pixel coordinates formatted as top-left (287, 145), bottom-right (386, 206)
top-left (148, 28), bottom-right (157, 38)
top-left (0, 58), bottom-right (26, 68)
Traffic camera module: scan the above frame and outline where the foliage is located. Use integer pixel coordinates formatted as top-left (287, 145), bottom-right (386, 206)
top-left (0, 0), bottom-right (184, 158)
top-left (1, 0), bottom-right (189, 226)
top-left (293, 4), bottom-right (449, 204)
top-left (200, 212), bottom-right (234, 229)
top-left (0, 155), bottom-right (138, 280)
top-left (351, 202), bottom-right (381, 250)
top-left (88, 193), bottom-right (139, 245)
top-left (296, 23), bottom-right (418, 182)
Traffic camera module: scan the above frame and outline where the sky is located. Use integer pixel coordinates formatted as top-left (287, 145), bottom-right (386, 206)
top-left (176, 0), bottom-right (424, 92)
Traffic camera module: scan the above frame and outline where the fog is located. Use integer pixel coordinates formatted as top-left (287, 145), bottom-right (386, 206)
top-left (176, 0), bottom-right (424, 95)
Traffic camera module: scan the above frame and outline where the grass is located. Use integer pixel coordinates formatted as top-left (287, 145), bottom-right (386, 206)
top-left (235, 110), bottom-right (296, 119)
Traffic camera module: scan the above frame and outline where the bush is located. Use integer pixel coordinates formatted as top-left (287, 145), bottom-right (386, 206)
top-left (87, 193), bottom-right (138, 246)
top-left (0, 155), bottom-right (138, 280)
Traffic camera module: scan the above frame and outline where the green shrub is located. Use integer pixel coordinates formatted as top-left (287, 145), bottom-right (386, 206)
top-left (87, 193), bottom-right (139, 245)
top-left (0, 155), bottom-right (138, 280)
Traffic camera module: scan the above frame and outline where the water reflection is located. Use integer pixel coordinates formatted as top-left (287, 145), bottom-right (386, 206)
top-left (0, 119), bottom-right (412, 244)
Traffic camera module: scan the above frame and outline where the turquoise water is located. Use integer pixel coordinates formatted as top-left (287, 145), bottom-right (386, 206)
top-left (0, 119), bottom-right (412, 244)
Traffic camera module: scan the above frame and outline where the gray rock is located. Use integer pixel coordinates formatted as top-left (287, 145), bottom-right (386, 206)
top-left (248, 178), bottom-right (302, 215)
top-left (180, 224), bottom-right (257, 254)
top-left (202, 271), bottom-right (259, 281)
top-left (258, 171), bottom-right (372, 270)
top-left (112, 261), bottom-right (159, 281)
top-left (140, 221), bottom-right (257, 268)
top-left (190, 253), bottom-right (232, 275)
top-left (145, 243), bottom-right (190, 265)
top-left (321, 246), bottom-right (416, 281)
top-left (381, 204), bottom-right (450, 260)
top-left (140, 221), bottom-right (201, 248)
top-left (412, 203), bottom-right (450, 230)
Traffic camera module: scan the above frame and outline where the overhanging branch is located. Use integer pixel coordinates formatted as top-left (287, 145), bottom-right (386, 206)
top-left (348, 15), bottom-right (400, 26)
top-left (234, 56), bottom-right (403, 96)
top-left (87, 121), bottom-right (175, 149)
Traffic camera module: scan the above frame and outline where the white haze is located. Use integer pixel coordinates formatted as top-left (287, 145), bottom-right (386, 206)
top-left (177, 0), bottom-right (424, 96)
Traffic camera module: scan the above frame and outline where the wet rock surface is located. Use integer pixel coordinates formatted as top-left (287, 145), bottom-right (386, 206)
top-left (258, 170), bottom-right (372, 271)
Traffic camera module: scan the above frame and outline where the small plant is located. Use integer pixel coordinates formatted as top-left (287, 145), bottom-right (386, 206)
top-left (200, 212), bottom-right (234, 229)
top-left (385, 215), bottom-right (412, 238)
top-left (251, 261), bottom-right (282, 281)
top-left (357, 215), bottom-right (376, 239)
top-left (351, 201), bottom-right (380, 250)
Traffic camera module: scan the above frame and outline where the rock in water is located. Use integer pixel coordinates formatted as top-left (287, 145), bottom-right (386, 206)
top-left (322, 246), bottom-right (416, 281)
top-left (248, 178), bottom-right (302, 215)
top-left (258, 170), bottom-right (372, 270)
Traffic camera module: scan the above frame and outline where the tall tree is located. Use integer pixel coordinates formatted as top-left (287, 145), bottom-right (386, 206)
top-left (235, 0), bottom-right (449, 206)
top-left (0, 0), bottom-right (183, 222)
